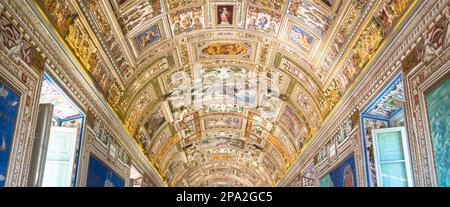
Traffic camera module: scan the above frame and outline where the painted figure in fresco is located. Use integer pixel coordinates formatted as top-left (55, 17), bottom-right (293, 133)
top-left (103, 172), bottom-right (115, 187)
top-left (193, 10), bottom-right (203, 29)
top-left (171, 8), bottom-right (203, 34)
top-left (202, 43), bottom-right (247, 56)
top-left (247, 11), bottom-right (258, 30)
top-left (140, 30), bottom-right (155, 48)
top-left (343, 164), bottom-right (355, 187)
top-left (172, 15), bottom-right (182, 34)
top-left (218, 6), bottom-right (231, 25)
top-left (182, 15), bottom-right (193, 30)
top-left (246, 6), bottom-right (281, 35)
top-left (376, 0), bottom-right (410, 33)
top-left (423, 19), bottom-right (445, 63)
top-left (0, 15), bottom-right (32, 64)
top-left (257, 16), bottom-right (269, 30)
top-left (0, 137), bottom-right (6, 152)
top-left (290, 26), bottom-right (314, 51)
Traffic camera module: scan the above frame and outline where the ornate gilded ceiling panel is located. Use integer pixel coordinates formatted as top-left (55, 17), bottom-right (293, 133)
top-left (34, 0), bottom-right (417, 186)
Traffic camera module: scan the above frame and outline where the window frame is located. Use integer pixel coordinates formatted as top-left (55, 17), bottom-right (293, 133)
top-left (372, 126), bottom-right (414, 187)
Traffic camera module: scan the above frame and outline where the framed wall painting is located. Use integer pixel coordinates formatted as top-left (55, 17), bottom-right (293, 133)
top-left (216, 5), bottom-right (235, 27)
top-left (0, 80), bottom-right (20, 187)
top-left (319, 155), bottom-right (357, 187)
top-left (86, 155), bottom-right (125, 187)
top-left (425, 76), bottom-right (450, 187)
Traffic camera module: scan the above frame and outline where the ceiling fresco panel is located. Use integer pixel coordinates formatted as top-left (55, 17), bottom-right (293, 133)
top-left (287, 0), bottom-right (334, 36)
top-left (245, 5), bottom-right (282, 36)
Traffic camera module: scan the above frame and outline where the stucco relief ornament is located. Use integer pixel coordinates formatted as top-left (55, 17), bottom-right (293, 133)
top-left (344, 119), bottom-right (353, 135)
top-left (336, 128), bottom-right (345, 144)
top-left (423, 21), bottom-right (445, 63)
top-left (0, 15), bottom-right (32, 64)
top-left (324, 80), bottom-right (340, 108)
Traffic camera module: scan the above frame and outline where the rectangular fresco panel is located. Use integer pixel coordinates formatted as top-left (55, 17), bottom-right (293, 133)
top-left (169, 7), bottom-right (204, 35)
top-left (287, 0), bottom-right (332, 36)
top-left (217, 5), bottom-right (234, 26)
top-left (365, 76), bottom-right (404, 118)
top-left (319, 155), bottom-right (357, 187)
top-left (289, 25), bottom-right (315, 52)
top-left (134, 24), bottom-right (162, 52)
top-left (86, 156), bottom-right (125, 187)
top-left (245, 6), bottom-right (281, 36)
top-left (425, 77), bottom-right (450, 187)
top-left (0, 81), bottom-right (19, 187)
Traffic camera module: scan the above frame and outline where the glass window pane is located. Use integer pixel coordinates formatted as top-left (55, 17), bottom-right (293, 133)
top-left (376, 131), bottom-right (405, 162)
top-left (47, 136), bottom-right (70, 161)
top-left (380, 162), bottom-right (408, 187)
top-left (42, 127), bottom-right (77, 187)
top-left (42, 162), bottom-right (69, 187)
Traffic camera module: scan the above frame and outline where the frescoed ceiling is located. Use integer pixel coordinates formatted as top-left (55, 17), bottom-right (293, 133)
top-left (35, 0), bottom-right (416, 186)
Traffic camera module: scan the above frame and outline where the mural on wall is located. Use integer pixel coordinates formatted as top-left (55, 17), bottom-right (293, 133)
top-left (29, 0), bottom-right (426, 187)
top-left (0, 81), bottom-right (19, 187)
top-left (289, 25), bottom-right (316, 52)
top-left (245, 6), bottom-right (281, 36)
top-left (86, 156), bottom-right (125, 187)
top-left (41, 0), bottom-right (77, 36)
top-left (425, 77), bottom-right (450, 187)
top-left (319, 155), bottom-right (357, 187)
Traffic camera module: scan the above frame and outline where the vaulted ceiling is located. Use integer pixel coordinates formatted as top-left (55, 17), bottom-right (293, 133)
top-left (36, 0), bottom-right (414, 186)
